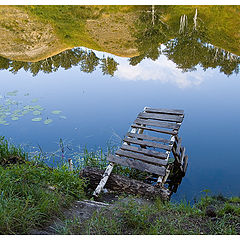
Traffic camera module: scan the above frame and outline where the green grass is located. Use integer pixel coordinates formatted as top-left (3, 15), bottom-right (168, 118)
top-left (21, 5), bottom-right (102, 50)
top-left (0, 136), bottom-right (27, 165)
top-left (20, 5), bottom-right (139, 52)
top-left (56, 195), bottom-right (240, 235)
top-left (0, 136), bottom-right (86, 234)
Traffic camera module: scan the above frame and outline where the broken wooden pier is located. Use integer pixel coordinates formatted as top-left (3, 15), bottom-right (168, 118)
top-left (82, 107), bottom-right (188, 200)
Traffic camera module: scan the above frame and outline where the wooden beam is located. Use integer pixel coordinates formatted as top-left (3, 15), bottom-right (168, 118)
top-left (108, 154), bottom-right (166, 176)
top-left (138, 112), bottom-right (183, 123)
top-left (127, 132), bottom-right (171, 144)
top-left (145, 107), bottom-right (184, 115)
top-left (123, 137), bottom-right (172, 151)
top-left (80, 167), bottom-right (171, 200)
top-left (131, 124), bottom-right (178, 135)
top-left (116, 149), bottom-right (168, 166)
top-left (134, 118), bottom-right (180, 130)
top-left (121, 144), bottom-right (168, 159)
top-left (93, 162), bottom-right (114, 197)
top-left (157, 135), bottom-right (176, 185)
top-left (180, 147), bottom-right (185, 165)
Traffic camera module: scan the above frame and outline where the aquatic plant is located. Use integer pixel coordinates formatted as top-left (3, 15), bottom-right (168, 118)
top-left (0, 91), bottom-right (66, 126)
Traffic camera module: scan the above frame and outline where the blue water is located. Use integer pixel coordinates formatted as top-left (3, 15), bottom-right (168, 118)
top-left (1, 50), bottom-right (240, 200)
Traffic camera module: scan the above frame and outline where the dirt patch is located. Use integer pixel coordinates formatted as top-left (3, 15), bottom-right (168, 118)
top-left (0, 6), bottom-right (68, 62)
top-left (86, 12), bottom-right (139, 58)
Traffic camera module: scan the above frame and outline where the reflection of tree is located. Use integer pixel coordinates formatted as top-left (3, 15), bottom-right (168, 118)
top-left (164, 23), bottom-right (240, 76)
top-left (80, 51), bottom-right (99, 73)
top-left (0, 57), bottom-right (10, 70)
top-left (130, 6), bottom-right (170, 65)
top-left (100, 56), bottom-right (119, 76)
top-left (0, 48), bottom-right (119, 77)
top-left (130, 6), bottom-right (240, 76)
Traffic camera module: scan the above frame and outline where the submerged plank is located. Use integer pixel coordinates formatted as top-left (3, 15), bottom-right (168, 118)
top-left (121, 144), bottom-right (168, 159)
top-left (108, 154), bottom-right (166, 176)
top-left (138, 112), bottom-right (183, 123)
top-left (116, 149), bottom-right (168, 166)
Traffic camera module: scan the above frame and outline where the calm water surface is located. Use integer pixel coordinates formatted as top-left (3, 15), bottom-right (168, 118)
top-left (0, 6), bottom-right (239, 200)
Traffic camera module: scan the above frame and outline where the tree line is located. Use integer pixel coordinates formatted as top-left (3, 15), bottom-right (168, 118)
top-left (0, 48), bottom-right (119, 77)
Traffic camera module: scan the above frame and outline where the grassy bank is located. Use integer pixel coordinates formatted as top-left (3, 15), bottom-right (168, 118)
top-left (0, 136), bottom-right (86, 234)
top-left (0, 136), bottom-right (239, 235)
top-left (55, 194), bottom-right (240, 235)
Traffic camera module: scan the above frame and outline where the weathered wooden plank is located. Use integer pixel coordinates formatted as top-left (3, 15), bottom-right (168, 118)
top-left (93, 162), bottom-right (114, 197)
top-left (180, 147), bottom-right (186, 165)
top-left (183, 155), bottom-right (188, 174)
top-left (127, 133), bottom-right (171, 144)
top-left (145, 107), bottom-right (184, 116)
top-left (134, 118), bottom-right (180, 130)
top-left (123, 137), bottom-right (171, 151)
top-left (121, 144), bottom-right (168, 159)
top-left (131, 124), bottom-right (178, 135)
top-left (116, 149), bottom-right (168, 166)
top-left (176, 137), bottom-right (182, 158)
top-left (108, 154), bottom-right (166, 176)
top-left (138, 112), bottom-right (183, 123)
top-left (157, 135), bottom-right (176, 185)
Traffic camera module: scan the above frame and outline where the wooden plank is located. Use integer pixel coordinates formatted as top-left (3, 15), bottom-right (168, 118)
top-left (138, 112), bottom-right (183, 123)
top-left (134, 118), bottom-right (180, 130)
top-left (180, 147), bottom-right (186, 165)
top-left (116, 149), bottom-right (168, 166)
top-left (131, 124), bottom-right (178, 135)
top-left (127, 133), bottom-right (171, 144)
top-left (108, 154), bottom-right (166, 176)
top-left (145, 107), bottom-right (184, 115)
top-left (183, 155), bottom-right (188, 173)
top-left (121, 144), bottom-right (167, 159)
top-left (176, 137), bottom-right (182, 157)
top-left (123, 137), bottom-right (172, 151)
top-left (157, 135), bottom-right (175, 185)
top-left (93, 162), bottom-right (114, 197)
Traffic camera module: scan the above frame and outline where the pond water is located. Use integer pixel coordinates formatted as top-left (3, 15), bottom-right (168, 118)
top-left (0, 6), bottom-right (239, 201)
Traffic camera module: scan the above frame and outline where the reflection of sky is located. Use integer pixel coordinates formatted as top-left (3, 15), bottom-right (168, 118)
top-left (0, 51), bottom-right (240, 200)
top-left (115, 56), bottom-right (206, 88)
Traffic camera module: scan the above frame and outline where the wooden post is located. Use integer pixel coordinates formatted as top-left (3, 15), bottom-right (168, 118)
top-left (68, 158), bottom-right (73, 172)
top-left (157, 135), bottom-right (176, 185)
top-left (93, 162), bottom-right (114, 197)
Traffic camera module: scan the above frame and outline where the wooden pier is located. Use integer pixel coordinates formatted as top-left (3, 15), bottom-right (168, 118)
top-left (85, 107), bottom-right (188, 200)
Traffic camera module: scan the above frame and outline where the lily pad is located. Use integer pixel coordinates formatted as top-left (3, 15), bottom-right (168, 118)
top-left (22, 110), bottom-right (29, 115)
top-left (51, 110), bottom-right (62, 115)
top-left (59, 115), bottom-right (67, 120)
top-left (33, 110), bottom-right (41, 116)
top-left (11, 117), bottom-right (19, 121)
top-left (0, 120), bottom-right (7, 124)
top-left (31, 98), bottom-right (38, 103)
top-left (32, 117), bottom-right (42, 122)
top-left (44, 119), bottom-right (53, 125)
top-left (7, 90), bottom-right (18, 96)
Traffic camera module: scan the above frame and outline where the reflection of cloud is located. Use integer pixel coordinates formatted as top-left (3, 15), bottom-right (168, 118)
top-left (115, 55), bottom-right (207, 89)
